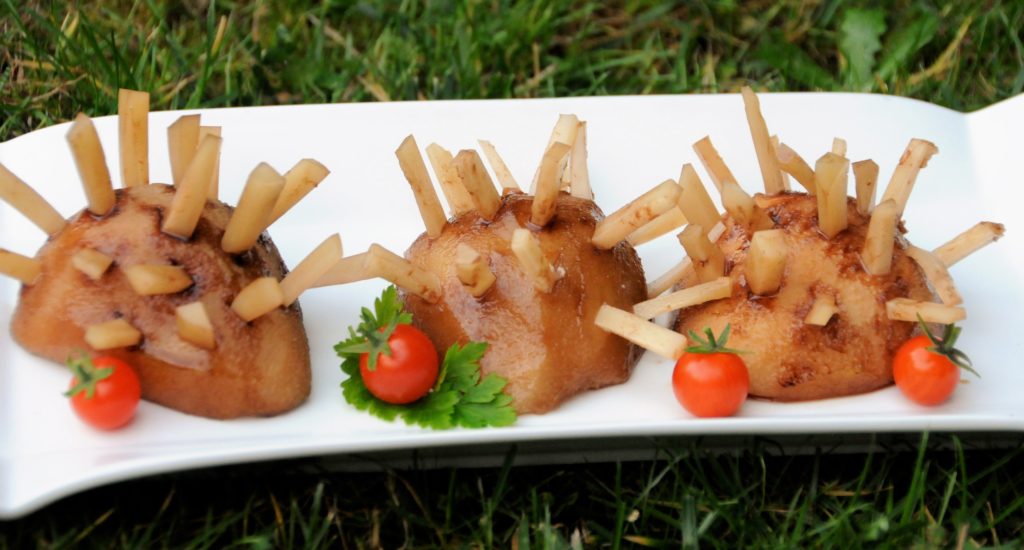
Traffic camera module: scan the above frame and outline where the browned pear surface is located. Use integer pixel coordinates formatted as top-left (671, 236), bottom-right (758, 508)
top-left (11, 184), bottom-right (310, 419)
top-left (403, 192), bottom-right (647, 414)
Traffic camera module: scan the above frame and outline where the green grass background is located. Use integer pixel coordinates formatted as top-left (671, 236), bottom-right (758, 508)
top-left (3, 0), bottom-right (1024, 547)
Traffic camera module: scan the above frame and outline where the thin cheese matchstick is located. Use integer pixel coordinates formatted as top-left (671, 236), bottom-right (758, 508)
top-left (861, 199), bottom-right (899, 275)
top-left (633, 276), bottom-right (732, 320)
top-left (118, 88), bottom-right (149, 187)
top-left (231, 277), bottom-right (284, 322)
top-left (267, 159), bottom-right (330, 225)
top-left (721, 180), bottom-right (773, 230)
top-left (852, 159), bottom-right (879, 215)
top-left (626, 207), bottom-right (687, 246)
top-left (0, 163), bottom-right (67, 236)
top-left (176, 301), bottom-right (216, 350)
top-left (741, 86), bottom-right (785, 195)
top-left (592, 179), bottom-right (681, 249)
top-left (569, 121), bottom-right (592, 200)
top-left (804, 293), bottom-right (838, 326)
top-left (71, 248), bottom-right (113, 281)
top-left (84, 319), bottom-right (142, 350)
top-left (831, 137), bottom-right (847, 157)
top-left (280, 234), bottom-right (343, 306)
top-left (222, 163), bottom-right (286, 253)
top-left (167, 114), bottom-right (200, 187)
top-left (198, 126), bottom-right (222, 200)
top-left (693, 136), bottom-right (738, 192)
top-left (529, 141), bottom-right (572, 226)
top-left (67, 113), bottom-right (116, 216)
top-left (455, 243), bottom-right (496, 297)
top-left (905, 245), bottom-right (963, 306)
top-left (162, 134), bottom-right (221, 238)
top-left (677, 164), bottom-right (721, 231)
top-left (478, 140), bottom-right (520, 191)
top-left (547, 114), bottom-right (580, 148)
top-left (886, 298), bottom-right (965, 324)
top-left (879, 138), bottom-right (938, 215)
top-left (746, 229), bottom-right (787, 295)
top-left (454, 149), bottom-right (502, 221)
top-left (775, 142), bottom-right (817, 194)
top-left (311, 252), bottom-right (371, 288)
top-left (594, 304), bottom-right (688, 360)
top-left (124, 264), bottom-right (193, 295)
top-left (365, 244), bottom-right (441, 302)
top-left (426, 144), bottom-right (475, 217)
top-left (646, 222), bottom-right (726, 297)
top-left (0, 248), bottom-right (42, 285)
top-left (770, 135), bottom-right (791, 191)
top-left (933, 222), bottom-right (1006, 267)
top-left (511, 228), bottom-right (560, 292)
top-left (677, 225), bottom-right (726, 283)
top-left (396, 135), bottom-right (447, 239)
top-left (814, 152), bottom-right (850, 238)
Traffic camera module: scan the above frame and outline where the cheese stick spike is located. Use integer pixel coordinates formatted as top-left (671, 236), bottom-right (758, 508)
top-left (677, 163), bottom-right (721, 231)
top-left (84, 319), bottom-right (142, 350)
top-left (426, 144), bottom-right (475, 216)
top-left (511, 228), bottom-right (560, 292)
top-left (879, 138), bottom-right (938, 215)
top-left (221, 163), bottom-right (286, 253)
top-left (746, 229), bottom-right (787, 295)
top-left (775, 142), bottom-right (817, 194)
top-left (831, 137), bottom-right (847, 157)
top-left (692, 136), bottom-right (737, 193)
top-left (280, 233), bottom-right (343, 306)
top-left (721, 180), bottom-right (773, 230)
top-left (861, 199), bottom-right (899, 275)
top-left (633, 277), bottom-right (732, 320)
top-left (569, 121), bottom-right (592, 200)
top-left (0, 163), bottom-right (67, 236)
top-left (546, 114), bottom-right (580, 148)
top-left (933, 221), bottom-right (1006, 267)
top-left (905, 244), bottom-right (963, 306)
top-left (66, 113), bottom-right (115, 216)
top-left (852, 159), bottom-right (879, 215)
top-left (814, 152), bottom-right (850, 238)
top-left (678, 225), bottom-right (726, 283)
top-left (311, 252), bottom-right (371, 288)
top-left (626, 207), bottom-right (687, 246)
top-left (124, 264), bottom-right (193, 295)
top-left (595, 304), bottom-right (688, 360)
top-left (267, 159), bottom-right (330, 226)
top-left (770, 135), bottom-right (791, 191)
top-left (198, 126), bottom-right (221, 200)
top-left (162, 134), bottom-right (221, 238)
top-left (455, 243), bottom-right (496, 297)
top-left (592, 179), bottom-right (681, 249)
top-left (454, 149), bottom-right (502, 221)
top-left (804, 293), bottom-right (839, 326)
top-left (117, 88), bottom-right (149, 187)
top-left (167, 114), bottom-right (200, 187)
top-left (71, 248), bottom-right (113, 280)
top-left (478, 140), bottom-right (520, 191)
top-left (529, 141), bottom-right (572, 226)
top-left (231, 277), bottom-right (284, 322)
top-left (396, 135), bottom-right (447, 238)
top-left (177, 301), bottom-right (215, 350)
top-left (0, 248), bottom-right (42, 285)
top-left (886, 298), bottom-right (965, 324)
top-left (646, 222), bottom-right (726, 297)
top-left (741, 86), bottom-right (785, 195)
top-left (365, 244), bottom-right (441, 302)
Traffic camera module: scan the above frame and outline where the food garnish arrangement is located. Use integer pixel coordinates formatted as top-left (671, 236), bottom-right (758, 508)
top-left (0, 87), bottom-right (1004, 431)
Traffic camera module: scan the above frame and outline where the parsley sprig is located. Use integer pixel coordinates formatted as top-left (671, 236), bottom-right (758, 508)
top-left (335, 286), bottom-right (516, 429)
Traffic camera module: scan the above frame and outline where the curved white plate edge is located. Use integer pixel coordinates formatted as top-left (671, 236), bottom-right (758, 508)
top-left (4, 412), bottom-right (1023, 520)
top-left (2, 91), bottom-right (1023, 518)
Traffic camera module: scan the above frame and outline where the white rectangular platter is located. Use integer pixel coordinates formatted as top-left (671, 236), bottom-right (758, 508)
top-left (1, 92), bottom-right (1022, 519)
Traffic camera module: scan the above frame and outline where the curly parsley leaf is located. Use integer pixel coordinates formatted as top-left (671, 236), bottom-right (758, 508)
top-left (337, 286), bottom-right (517, 429)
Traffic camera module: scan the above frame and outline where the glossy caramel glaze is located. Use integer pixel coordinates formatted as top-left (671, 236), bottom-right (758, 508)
top-left (403, 192), bottom-right (647, 414)
top-left (674, 192), bottom-right (934, 401)
top-left (11, 184), bottom-right (310, 419)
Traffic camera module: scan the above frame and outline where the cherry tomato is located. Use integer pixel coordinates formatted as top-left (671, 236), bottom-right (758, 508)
top-left (673, 351), bottom-right (749, 417)
top-left (893, 335), bottom-right (961, 406)
top-left (360, 324), bottom-right (439, 404)
top-left (66, 355), bottom-right (141, 430)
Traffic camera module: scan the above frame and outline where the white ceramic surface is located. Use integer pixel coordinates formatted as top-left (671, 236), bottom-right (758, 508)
top-left (1, 92), bottom-right (1021, 519)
